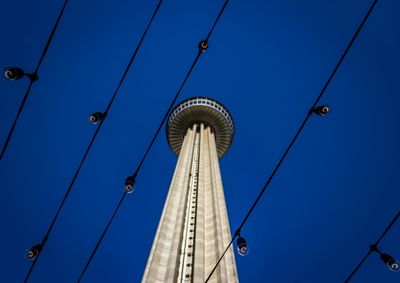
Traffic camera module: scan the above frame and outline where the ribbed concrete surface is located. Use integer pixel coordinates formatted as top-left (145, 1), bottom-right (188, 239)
top-left (142, 124), bottom-right (238, 283)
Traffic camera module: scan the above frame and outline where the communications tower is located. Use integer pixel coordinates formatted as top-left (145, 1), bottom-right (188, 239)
top-left (142, 97), bottom-right (238, 282)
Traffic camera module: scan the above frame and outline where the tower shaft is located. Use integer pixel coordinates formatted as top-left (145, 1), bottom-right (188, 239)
top-left (142, 124), bottom-right (238, 282)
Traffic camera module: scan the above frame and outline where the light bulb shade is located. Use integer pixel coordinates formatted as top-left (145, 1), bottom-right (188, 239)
top-left (4, 67), bottom-right (25, 80)
top-left (314, 105), bottom-right (330, 116)
top-left (381, 253), bottom-right (400, 272)
top-left (387, 258), bottom-right (400, 272)
top-left (236, 236), bottom-right (249, 256)
top-left (198, 40), bottom-right (208, 52)
top-left (89, 112), bottom-right (103, 124)
top-left (388, 260), bottom-right (400, 272)
top-left (125, 176), bottom-right (136, 193)
top-left (27, 244), bottom-right (43, 260)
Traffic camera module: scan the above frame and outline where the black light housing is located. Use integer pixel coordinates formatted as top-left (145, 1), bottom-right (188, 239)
top-left (236, 236), bottom-right (249, 256)
top-left (4, 67), bottom-right (25, 80)
top-left (125, 175), bottom-right (136, 193)
top-left (313, 105), bottom-right (330, 116)
top-left (4, 67), bottom-right (37, 81)
top-left (370, 244), bottom-right (400, 273)
top-left (89, 112), bottom-right (104, 124)
top-left (198, 40), bottom-right (208, 53)
top-left (27, 244), bottom-right (43, 260)
top-left (381, 253), bottom-right (400, 272)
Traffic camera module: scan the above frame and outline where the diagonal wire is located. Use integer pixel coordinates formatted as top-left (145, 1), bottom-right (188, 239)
top-left (375, 210), bottom-right (400, 245)
top-left (344, 250), bottom-right (373, 283)
top-left (76, 193), bottom-right (127, 283)
top-left (76, 1), bottom-right (231, 281)
top-left (135, 51), bottom-right (201, 175)
top-left (205, 236), bottom-right (236, 283)
top-left (205, 0), bottom-right (229, 41)
top-left (1, 0), bottom-right (69, 160)
top-left (76, 52), bottom-right (201, 283)
top-left (23, 0), bottom-right (164, 282)
top-left (205, 0), bottom-right (378, 282)
top-left (344, 210), bottom-right (400, 282)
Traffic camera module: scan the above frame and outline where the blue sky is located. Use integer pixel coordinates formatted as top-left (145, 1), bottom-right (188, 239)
top-left (1, 0), bottom-right (399, 282)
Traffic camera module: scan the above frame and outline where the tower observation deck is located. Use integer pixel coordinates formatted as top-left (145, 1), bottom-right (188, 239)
top-left (167, 97), bottom-right (235, 159)
top-left (142, 97), bottom-right (238, 282)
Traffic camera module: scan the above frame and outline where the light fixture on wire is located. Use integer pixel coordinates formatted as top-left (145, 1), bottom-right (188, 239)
top-left (381, 253), bottom-right (400, 272)
top-left (198, 40), bottom-right (208, 53)
top-left (236, 235), bottom-right (249, 256)
top-left (4, 67), bottom-right (38, 81)
top-left (125, 174), bottom-right (137, 193)
top-left (89, 112), bottom-right (104, 124)
top-left (313, 105), bottom-right (330, 116)
top-left (370, 244), bottom-right (400, 272)
top-left (27, 244), bottom-right (43, 260)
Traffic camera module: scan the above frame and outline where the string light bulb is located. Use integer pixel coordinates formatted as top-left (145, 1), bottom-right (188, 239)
top-left (381, 253), bottom-right (400, 272)
top-left (4, 67), bottom-right (25, 80)
top-left (27, 244), bottom-right (43, 260)
top-left (313, 105), bottom-right (330, 116)
top-left (236, 236), bottom-right (249, 256)
top-left (89, 112), bottom-right (104, 124)
top-left (198, 40), bottom-right (208, 53)
top-left (125, 175), bottom-right (136, 193)
top-left (3, 67), bottom-right (37, 81)
top-left (370, 244), bottom-right (400, 273)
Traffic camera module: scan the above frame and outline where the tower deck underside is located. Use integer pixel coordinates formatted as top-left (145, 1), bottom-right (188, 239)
top-left (167, 97), bottom-right (234, 159)
top-left (142, 124), bottom-right (238, 283)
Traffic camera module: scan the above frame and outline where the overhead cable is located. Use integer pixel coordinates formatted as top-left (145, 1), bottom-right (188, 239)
top-left (1, 0), bottom-right (69, 160)
top-left (76, 1), bottom-right (231, 282)
top-left (205, 0), bottom-right (378, 281)
top-left (344, 210), bottom-right (400, 282)
top-left (23, 1), bottom-right (164, 281)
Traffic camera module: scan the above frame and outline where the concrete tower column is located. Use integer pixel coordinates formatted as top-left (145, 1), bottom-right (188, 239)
top-left (142, 97), bottom-right (237, 283)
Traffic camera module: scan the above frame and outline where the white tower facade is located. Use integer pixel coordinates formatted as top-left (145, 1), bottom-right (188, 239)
top-left (142, 97), bottom-right (238, 283)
